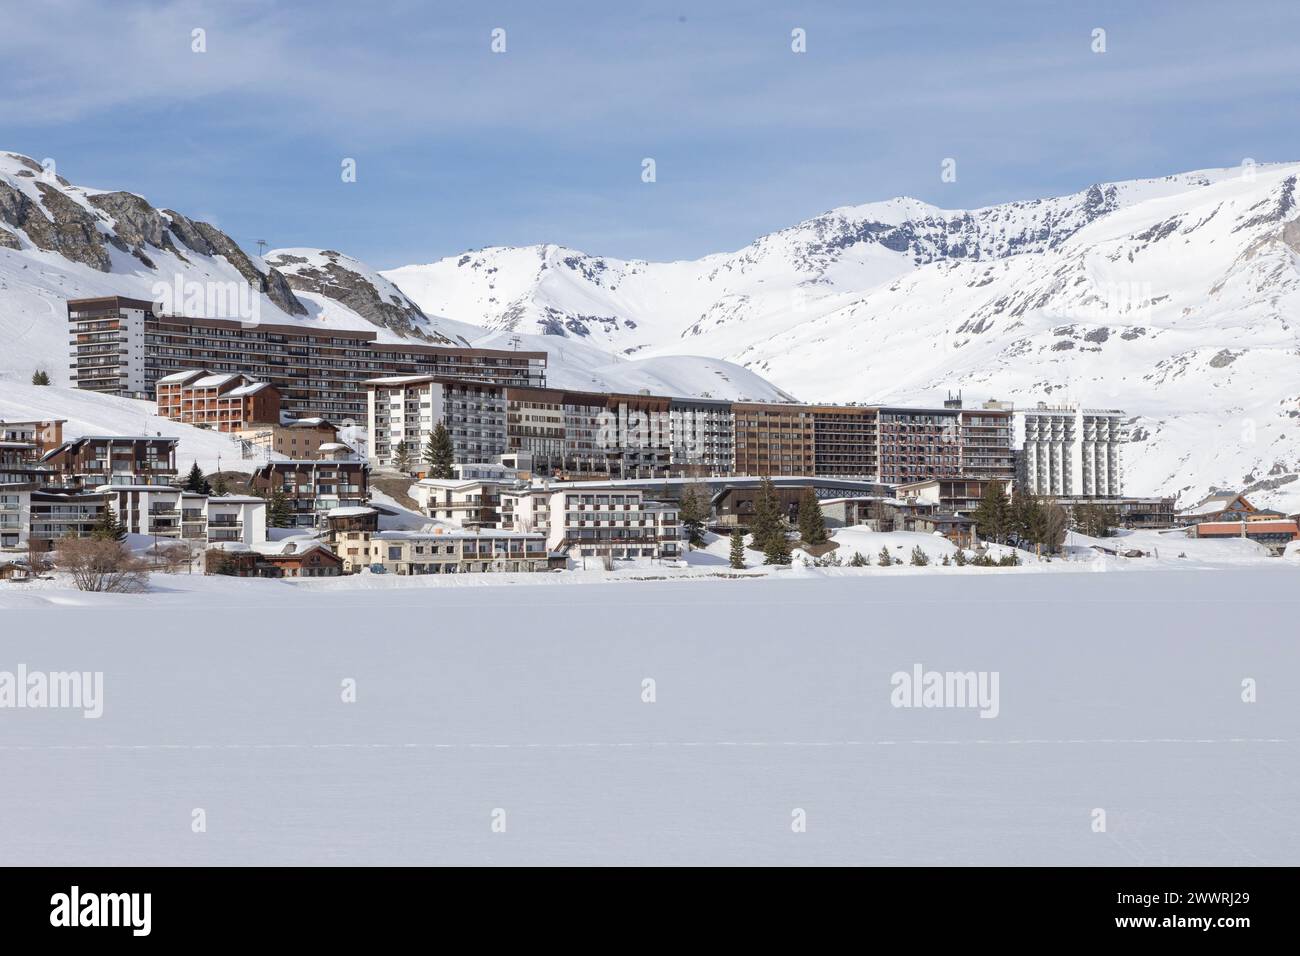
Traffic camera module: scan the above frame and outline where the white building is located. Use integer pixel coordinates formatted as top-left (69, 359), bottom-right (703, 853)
top-left (205, 495), bottom-right (268, 546)
top-left (369, 527), bottom-right (549, 574)
top-left (365, 376), bottom-right (507, 470)
top-left (500, 485), bottom-right (680, 564)
top-left (411, 476), bottom-right (521, 528)
top-left (98, 485), bottom-right (196, 540)
top-left (1017, 403), bottom-right (1126, 497)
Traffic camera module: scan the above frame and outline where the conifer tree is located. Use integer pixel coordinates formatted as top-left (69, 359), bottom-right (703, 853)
top-left (910, 545), bottom-right (930, 566)
top-left (183, 461), bottom-right (210, 494)
top-left (679, 482), bottom-right (710, 548)
top-left (728, 528), bottom-right (747, 570)
top-left (31, 370), bottom-right (50, 386)
top-left (849, 551), bottom-right (868, 567)
top-left (763, 529), bottom-right (792, 566)
top-left (90, 503), bottom-right (127, 541)
top-left (266, 486), bottom-right (294, 528)
top-left (972, 480), bottom-right (1012, 544)
top-left (393, 441), bottom-right (414, 474)
top-left (749, 477), bottom-right (783, 553)
top-left (796, 486), bottom-right (827, 545)
top-left (877, 545), bottom-right (893, 567)
top-left (210, 471), bottom-right (229, 497)
top-left (423, 423), bottom-right (455, 479)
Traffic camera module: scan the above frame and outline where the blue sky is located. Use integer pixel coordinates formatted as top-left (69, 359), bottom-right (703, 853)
top-left (3, 0), bottom-right (1298, 269)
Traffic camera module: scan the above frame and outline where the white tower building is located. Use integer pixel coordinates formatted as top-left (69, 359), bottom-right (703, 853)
top-left (1017, 403), bottom-right (1126, 497)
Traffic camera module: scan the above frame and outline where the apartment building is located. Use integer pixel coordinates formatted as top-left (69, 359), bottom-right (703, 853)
top-left (40, 436), bottom-right (179, 490)
top-left (232, 418), bottom-right (340, 459)
top-left (895, 478), bottom-right (1013, 514)
top-left (732, 402), bottom-right (816, 476)
top-left (668, 397), bottom-right (735, 474)
top-left (501, 485), bottom-right (680, 562)
top-left (503, 386), bottom-right (676, 478)
top-left (366, 376), bottom-right (507, 469)
top-left (250, 459), bottom-right (370, 527)
top-left (811, 405), bottom-right (877, 477)
top-left (27, 491), bottom-right (110, 550)
top-left (67, 296), bottom-right (547, 420)
top-left (98, 485), bottom-right (194, 540)
top-left (0, 438), bottom-right (58, 487)
top-left (410, 477), bottom-right (519, 528)
top-left (156, 369), bottom-right (281, 431)
top-left (1018, 403), bottom-right (1126, 497)
top-left (204, 496), bottom-right (268, 545)
top-left (1, 419), bottom-right (65, 454)
top-left (67, 296), bottom-right (152, 396)
top-left (0, 488), bottom-right (31, 550)
top-left (368, 528), bottom-right (550, 574)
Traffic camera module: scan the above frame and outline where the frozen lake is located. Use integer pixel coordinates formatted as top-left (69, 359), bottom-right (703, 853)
top-left (2, 567), bottom-right (1297, 865)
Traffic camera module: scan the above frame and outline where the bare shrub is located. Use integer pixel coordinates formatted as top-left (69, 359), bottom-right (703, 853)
top-left (56, 537), bottom-right (149, 593)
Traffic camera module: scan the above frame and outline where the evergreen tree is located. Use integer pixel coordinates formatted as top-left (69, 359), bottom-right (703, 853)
top-left (910, 545), bottom-right (930, 566)
top-left (1009, 492), bottom-right (1036, 545)
top-left (90, 503), bottom-right (127, 542)
top-left (796, 487), bottom-right (828, 545)
top-left (848, 551), bottom-right (868, 567)
top-left (210, 471), bottom-right (229, 497)
top-left (728, 529), bottom-right (747, 570)
top-left (971, 480), bottom-right (1012, 544)
top-left (953, 548), bottom-right (968, 567)
top-left (423, 423), bottom-right (455, 479)
top-left (1042, 499), bottom-right (1069, 554)
top-left (763, 529), bottom-right (792, 566)
top-left (266, 486), bottom-right (294, 528)
top-left (749, 477), bottom-right (783, 553)
top-left (393, 441), bottom-right (414, 474)
top-left (183, 461), bottom-right (210, 494)
top-left (941, 553), bottom-right (951, 566)
top-left (31, 369), bottom-right (50, 386)
top-left (679, 482), bottom-right (710, 548)
top-left (877, 545), bottom-right (893, 567)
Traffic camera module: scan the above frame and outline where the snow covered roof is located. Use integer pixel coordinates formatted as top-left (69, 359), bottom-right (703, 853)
top-left (207, 494), bottom-right (264, 504)
top-left (226, 382), bottom-right (273, 397)
top-left (327, 506), bottom-right (376, 517)
top-left (192, 373), bottom-right (241, 389)
top-left (374, 527), bottom-right (543, 541)
top-left (156, 369), bottom-right (208, 384)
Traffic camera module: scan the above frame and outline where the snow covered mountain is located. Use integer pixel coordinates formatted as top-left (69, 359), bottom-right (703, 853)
top-left (0, 150), bottom-right (788, 404)
top-left (385, 165), bottom-right (1300, 510)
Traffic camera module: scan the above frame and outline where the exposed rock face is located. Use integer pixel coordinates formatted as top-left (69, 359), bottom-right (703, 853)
top-left (0, 180), bottom-right (112, 270)
top-left (163, 210), bottom-right (306, 316)
top-left (266, 249), bottom-right (450, 341)
top-left (0, 153), bottom-right (307, 317)
top-left (87, 191), bottom-right (186, 266)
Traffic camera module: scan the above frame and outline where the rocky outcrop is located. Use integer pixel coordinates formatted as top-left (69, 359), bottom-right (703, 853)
top-left (0, 180), bottom-right (112, 270)
top-left (0, 157), bottom-right (306, 318)
top-left (266, 249), bottom-right (449, 340)
top-left (163, 209), bottom-right (306, 316)
top-left (87, 191), bottom-right (187, 266)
